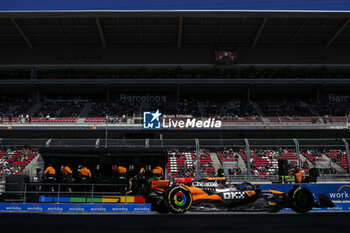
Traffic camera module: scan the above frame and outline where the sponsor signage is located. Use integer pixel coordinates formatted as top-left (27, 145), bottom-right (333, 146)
top-left (222, 161), bottom-right (239, 169)
top-left (120, 94), bottom-right (167, 103)
top-left (0, 203), bottom-right (151, 213)
top-left (281, 202), bottom-right (350, 212)
top-left (1, 0), bottom-right (350, 12)
top-left (315, 160), bottom-right (331, 169)
top-left (328, 93), bottom-right (350, 103)
top-left (1, 202), bottom-right (350, 213)
top-left (143, 110), bottom-right (222, 129)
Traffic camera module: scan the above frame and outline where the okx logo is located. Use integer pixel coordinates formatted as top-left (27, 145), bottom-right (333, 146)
top-left (143, 110), bottom-right (162, 129)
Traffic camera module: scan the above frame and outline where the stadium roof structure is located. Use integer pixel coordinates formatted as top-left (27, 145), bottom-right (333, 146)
top-left (0, 2), bottom-right (350, 48)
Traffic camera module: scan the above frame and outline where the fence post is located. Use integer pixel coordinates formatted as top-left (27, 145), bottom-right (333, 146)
top-left (145, 138), bottom-right (149, 149)
top-left (105, 121), bottom-right (108, 149)
top-left (91, 184), bottom-right (94, 203)
top-left (23, 183), bottom-right (27, 203)
top-left (45, 139), bottom-right (52, 148)
top-left (195, 138), bottom-right (200, 180)
top-left (342, 138), bottom-right (350, 173)
top-left (244, 139), bottom-right (251, 181)
top-left (293, 138), bottom-right (301, 166)
top-left (57, 184), bottom-right (61, 203)
top-left (160, 135), bottom-right (167, 180)
top-left (160, 134), bottom-right (163, 147)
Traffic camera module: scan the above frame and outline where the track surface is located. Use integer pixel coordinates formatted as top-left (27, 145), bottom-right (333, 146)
top-left (1, 212), bottom-right (350, 233)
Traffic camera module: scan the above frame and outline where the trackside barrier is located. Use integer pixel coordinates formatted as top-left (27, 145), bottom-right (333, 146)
top-left (258, 183), bottom-right (350, 201)
top-left (0, 202), bottom-right (348, 213)
top-left (0, 203), bottom-right (151, 213)
top-left (281, 202), bottom-right (350, 212)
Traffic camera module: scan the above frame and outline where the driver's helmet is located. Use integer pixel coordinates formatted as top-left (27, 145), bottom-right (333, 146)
top-left (237, 181), bottom-right (255, 191)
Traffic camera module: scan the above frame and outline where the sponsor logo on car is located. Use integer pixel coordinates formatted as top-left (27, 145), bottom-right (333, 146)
top-left (222, 192), bottom-right (246, 200)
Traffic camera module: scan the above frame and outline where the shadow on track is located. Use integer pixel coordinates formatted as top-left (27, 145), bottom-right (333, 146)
top-left (1, 212), bottom-right (350, 233)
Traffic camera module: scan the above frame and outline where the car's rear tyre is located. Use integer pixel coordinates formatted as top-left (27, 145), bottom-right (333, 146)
top-left (288, 186), bottom-right (314, 213)
top-left (165, 186), bottom-right (192, 214)
top-left (153, 199), bottom-right (170, 214)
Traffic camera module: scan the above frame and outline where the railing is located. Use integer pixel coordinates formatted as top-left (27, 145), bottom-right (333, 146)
top-left (1, 138), bottom-right (350, 182)
top-left (0, 116), bottom-right (348, 127)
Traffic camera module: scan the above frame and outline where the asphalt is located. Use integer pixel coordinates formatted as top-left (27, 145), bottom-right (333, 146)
top-left (1, 212), bottom-right (350, 233)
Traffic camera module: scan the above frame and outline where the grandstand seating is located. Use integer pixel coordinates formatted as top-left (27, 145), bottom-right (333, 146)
top-left (240, 149), bottom-right (309, 175)
top-left (88, 101), bottom-right (137, 118)
top-left (0, 149), bottom-right (38, 178)
top-left (257, 99), bottom-right (312, 117)
top-left (205, 100), bottom-right (259, 120)
top-left (217, 151), bottom-right (238, 163)
top-left (0, 117), bottom-right (77, 123)
top-left (33, 67), bottom-right (350, 80)
top-left (326, 150), bottom-right (349, 169)
top-left (167, 150), bottom-right (214, 176)
top-left (0, 97), bottom-right (349, 125)
top-left (38, 100), bottom-right (85, 118)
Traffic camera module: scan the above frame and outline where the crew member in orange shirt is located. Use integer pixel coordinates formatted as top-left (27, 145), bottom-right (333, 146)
top-left (44, 164), bottom-right (56, 178)
top-left (152, 164), bottom-right (164, 179)
top-left (294, 167), bottom-right (305, 184)
top-left (44, 164), bottom-right (56, 191)
top-left (117, 164), bottom-right (127, 174)
top-left (79, 166), bottom-right (92, 178)
top-left (62, 164), bottom-right (73, 178)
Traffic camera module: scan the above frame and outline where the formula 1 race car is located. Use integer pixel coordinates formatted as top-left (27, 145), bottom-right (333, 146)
top-left (145, 178), bottom-right (334, 214)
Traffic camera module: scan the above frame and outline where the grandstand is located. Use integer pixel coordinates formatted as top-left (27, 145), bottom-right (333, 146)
top-left (0, 1), bottom-right (350, 185)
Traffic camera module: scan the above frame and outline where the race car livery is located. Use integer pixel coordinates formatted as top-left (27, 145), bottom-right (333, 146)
top-left (145, 178), bottom-right (334, 214)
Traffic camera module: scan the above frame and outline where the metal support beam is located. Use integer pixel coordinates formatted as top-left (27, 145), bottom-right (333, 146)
top-left (241, 17), bottom-right (246, 26)
top-left (244, 139), bottom-right (251, 180)
top-left (177, 17), bottom-right (183, 48)
top-left (11, 18), bottom-right (32, 48)
top-left (145, 138), bottom-right (150, 149)
top-left (325, 18), bottom-right (350, 48)
top-left (95, 139), bottom-right (100, 149)
top-left (160, 134), bottom-right (163, 147)
top-left (342, 139), bottom-right (350, 172)
top-left (46, 139), bottom-right (52, 148)
top-left (55, 19), bottom-right (70, 45)
top-left (195, 138), bottom-right (200, 180)
top-left (289, 19), bottom-right (308, 42)
top-left (281, 18), bottom-right (288, 26)
top-left (293, 138), bottom-right (301, 166)
top-left (251, 18), bottom-right (267, 48)
top-left (252, 18), bottom-right (267, 48)
top-left (137, 18), bottom-right (143, 43)
top-left (247, 85), bottom-right (251, 101)
top-left (95, 18), bottom-right (107, 48)
top-left (105, 122), bottom-right (108, 149)
top-left (216, 18), bottom-right (225, 43)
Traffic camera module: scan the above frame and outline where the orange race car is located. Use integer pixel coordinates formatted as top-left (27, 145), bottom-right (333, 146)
top-left (145, 178), bottom-right (334, 214)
